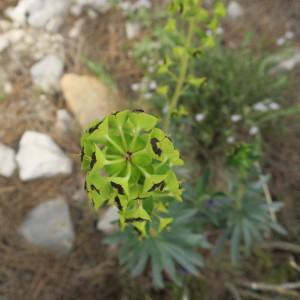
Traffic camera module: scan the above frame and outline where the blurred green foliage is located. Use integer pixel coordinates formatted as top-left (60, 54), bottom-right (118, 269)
top-left (182, 45), bottom-right (294, 153)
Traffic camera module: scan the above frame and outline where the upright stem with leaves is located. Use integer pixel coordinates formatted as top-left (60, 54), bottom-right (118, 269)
top-left (157, 0), bottom-right (226, 133)
top-left (164, 19), bottom-right (196, 131)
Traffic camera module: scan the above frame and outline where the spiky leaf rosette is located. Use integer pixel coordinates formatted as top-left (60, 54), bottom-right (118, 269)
top-left (104, 203), bottom-right (209, 288)
top-left (81, 110), bottom-right (183, 235)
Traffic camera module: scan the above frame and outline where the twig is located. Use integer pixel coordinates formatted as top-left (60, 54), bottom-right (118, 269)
top-left (76, 260), bottom-right (115, 279)
top-left (289, 256), bottom-right (300, 273)
top-left (259, 241), bottom-right (300, 254)
top-left (237, 280), bottom-right (300, 298)
top-left (225, 282), bottom-right (242, 300)
top-left (239, 280), bottom-right (300, 290)
top-left (255, 162), bottom-right (276, 222)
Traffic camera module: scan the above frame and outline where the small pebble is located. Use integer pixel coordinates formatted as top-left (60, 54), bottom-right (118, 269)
top-left (3, 82), bottom-right (13, 94)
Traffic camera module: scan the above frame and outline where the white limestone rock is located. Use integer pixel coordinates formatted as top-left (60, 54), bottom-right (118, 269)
top-left (31, 55), bottom-right (64, 92)
top-left (6, 29), bottom-right (24, 43)
top-left (16, 131), bottom-right (72, 181)
top-left (72, 0), bottom-right (111, 13)
top-left (125, 22), bottom-right (141, 39)
top-left (5, 0), bottom-right (71, 32)
top-left (227, 1), bottom-right (244, 18)
top-left (0, 29), bottom-right (25, 53)
top-left (0, 19), bottom-right (65, 60)
top-left (19, 198), bottom-right (75, 254)
top-left (0, 143), bottom-right (17, 177)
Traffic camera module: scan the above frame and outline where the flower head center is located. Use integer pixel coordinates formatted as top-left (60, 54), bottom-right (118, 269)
top-left (125, 151), bottom-right (132, 161)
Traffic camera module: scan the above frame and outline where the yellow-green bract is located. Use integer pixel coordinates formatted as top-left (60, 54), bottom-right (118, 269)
top-left (80, 110), bottom-right (183, 236)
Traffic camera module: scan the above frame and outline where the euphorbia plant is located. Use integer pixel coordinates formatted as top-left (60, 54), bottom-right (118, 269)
top-left (81, 109), bottom-right (208, 288)
top-left (79, 0), bottom-right (225, 289)
top-left (80, 109), bottom-right (183, 236)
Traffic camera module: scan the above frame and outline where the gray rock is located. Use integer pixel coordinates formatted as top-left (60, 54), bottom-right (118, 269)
top-left (0, 143), bottom-right (17, 177)
top-left (16, 131), bottom-right (72, 181)
top-left (227, 1), bottom-right (244, 18)
top-left (19, 198), bottom-right (75, 254)
top-left (5, 0), bottom-right (70, 32)
top-left (31, 55), bottom-right (64, 92)
top-left (97, 206), bottom-right (119, 233)
top-left (54, 109), bottom-right (74, 134)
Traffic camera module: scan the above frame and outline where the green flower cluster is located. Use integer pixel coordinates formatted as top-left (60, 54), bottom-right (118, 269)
top-left (80, 110), bottom-right (183, 236)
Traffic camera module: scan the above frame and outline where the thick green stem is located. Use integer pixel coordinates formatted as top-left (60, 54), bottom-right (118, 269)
top-left (235, 182), bottom-right (245, 210)
top-left (164, 20), bottom-right (195, 132)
